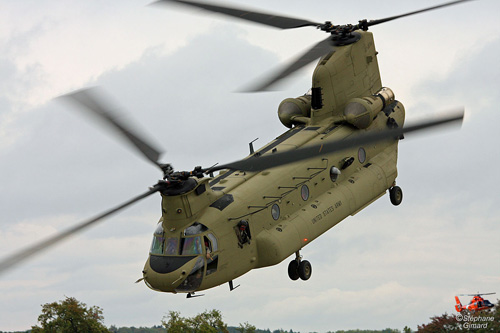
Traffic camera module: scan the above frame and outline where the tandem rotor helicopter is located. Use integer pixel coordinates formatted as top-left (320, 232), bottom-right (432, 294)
top-left (0, 0), bottom-right (472, 297)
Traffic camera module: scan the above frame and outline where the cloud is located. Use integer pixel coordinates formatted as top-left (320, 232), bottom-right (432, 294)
top-left (1, 1), bottom-right (500, 332)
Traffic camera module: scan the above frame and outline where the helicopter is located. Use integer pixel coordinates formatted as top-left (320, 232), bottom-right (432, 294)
top-left (455, 293), bottom-right (496, 313)
top-left (0, 0), bottom-right (470, 297)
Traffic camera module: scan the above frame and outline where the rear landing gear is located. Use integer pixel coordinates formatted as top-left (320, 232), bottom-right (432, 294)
top-left (288, 260), bottom-right (299, 280)
top-left (389, 185), bottom-right (403, 206)
top-left (298, 260), bottom-right (312, 280)
top-left (287, 251), bottom-right (312, 281)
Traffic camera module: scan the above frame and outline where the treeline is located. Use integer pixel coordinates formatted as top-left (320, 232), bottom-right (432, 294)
top-left (10, 295), bottom-right (500, 332)
top-left (1, 326), bottom-right (401, 333)
top-left (108, 329), bottom-right (298, 333)
top-left (108, 326), bottom-right (165, 333)
top-left (107, 329), bottom-right (399, 333)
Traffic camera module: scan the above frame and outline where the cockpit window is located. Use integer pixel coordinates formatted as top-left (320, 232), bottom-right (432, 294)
top-left (165, 237), bottom-right (179, 255)
top-left (150, 236), bottom-right (164, 255)
top-left (154, 223), bottom-right (163, 235)
top-left (181, 236), bottom-right (203, 255)
top-left (150, 223), bottom-right (165, 255)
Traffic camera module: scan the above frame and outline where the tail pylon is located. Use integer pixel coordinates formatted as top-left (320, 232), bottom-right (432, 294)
top-left (455, 296), bottom-right (464, 312)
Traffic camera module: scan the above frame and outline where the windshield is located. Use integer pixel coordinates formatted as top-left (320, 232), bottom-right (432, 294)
top-left (149, 222), bottom-right (216, 259)
top-left (150, 223), bottom-right (165, 255)
top-left (148, 223), bottom-right (221, 292)
top-left (181, 236), bottom-right (203, 255)
top-left (165, 237), bottom-right (179, 255)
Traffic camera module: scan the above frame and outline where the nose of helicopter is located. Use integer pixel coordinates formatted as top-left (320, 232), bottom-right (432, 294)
top-left (142, 255), bottom-right (202, 293)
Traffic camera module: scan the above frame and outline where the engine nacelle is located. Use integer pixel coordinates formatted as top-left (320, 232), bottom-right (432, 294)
top-left (344, 87), bottom-right (395, 129)
top-left (278, 95), bottom-right (311, 128)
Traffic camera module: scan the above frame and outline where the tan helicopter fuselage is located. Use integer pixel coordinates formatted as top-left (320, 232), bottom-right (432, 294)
top-left (142, 31), bottom-right (405, 294)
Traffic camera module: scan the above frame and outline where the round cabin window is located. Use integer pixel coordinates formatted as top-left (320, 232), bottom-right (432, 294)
top-left (358, 147), bottom-right (366, 163)
top-left (301, 185), bottom-right (309, 201)
top-left (330, 166), bottom-right (341, 182)
top-left (271, 204), bottom-right (280, 220)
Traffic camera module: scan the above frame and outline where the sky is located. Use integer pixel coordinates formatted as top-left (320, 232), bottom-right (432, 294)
top-left (1, 0), bottom-right (500, 331)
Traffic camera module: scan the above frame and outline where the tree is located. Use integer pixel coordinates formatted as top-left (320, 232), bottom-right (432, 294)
top-left (162, 309), bottom-right (228, 333)
top-left (161, 311), bottom-right (190, 333)
top-left (417, 313), bottom-right (462, 332)
top-left (31, 296), bottom-right (108, 332)
top-left (236, 322), bottom-right (256, 333)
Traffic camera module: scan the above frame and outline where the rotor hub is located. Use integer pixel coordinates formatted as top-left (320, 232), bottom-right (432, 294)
top-left (318, 21), bottom-right (363, 46)
top-left (330, 31), bottom-right (361, 46)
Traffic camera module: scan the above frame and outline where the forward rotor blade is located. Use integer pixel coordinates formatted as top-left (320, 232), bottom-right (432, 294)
top-left (211, 110), bottom-right (464, 172)
top-left (0, 187), bottom-right (160, 276)
top-left (60, 88), bottom-right (164, 169)
top-left (364, 0), bottom-right (474, 29)
top-left (154, 0), bottom-right (321, 29)
top-left (244, 36), bottom-right (335, 92)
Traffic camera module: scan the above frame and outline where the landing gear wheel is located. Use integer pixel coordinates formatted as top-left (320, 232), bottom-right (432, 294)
top-left (288, 260), bottom-right (299, 280)
top-left (389, 186), bottom-right (403, 206)
top-left (298, 260), bottom-right (312, 280)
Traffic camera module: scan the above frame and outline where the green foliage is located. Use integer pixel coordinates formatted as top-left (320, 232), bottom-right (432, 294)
top-left (161, 311), bottom-right (190, 333)
top-left (331, 330), bottom-right (401, 333)
top-left (31, 296), bottom-right (108, 333)
top-left (162, 309), bottom-right (228, 333)
top-left (236, 322), bottom-right (256, 333)
top-left (109, 325), bottom-right (166, 332)
top-left (416, 312), bottom-right (461, 332)
top-left (227, 328), bottom-right (270, 333)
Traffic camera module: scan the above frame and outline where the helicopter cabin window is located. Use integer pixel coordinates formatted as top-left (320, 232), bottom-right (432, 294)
top-left (235, 220), bottom-right (251, 247)
top-left (301, 185), bottom-right (309, 201)
top-left (181, 236), bottom-right (203, 255)
top-left (150, 223), bottom-right (165, 255)
top-left (358, 147), bottom-right (366, 163)
top-left (271, 204), bottom-right (280, 220)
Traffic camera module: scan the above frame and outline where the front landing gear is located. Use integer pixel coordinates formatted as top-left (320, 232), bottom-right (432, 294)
top-left (287, 251), bottom-right (312, 281)
top-left (389, 185), bottom-right (403, 206)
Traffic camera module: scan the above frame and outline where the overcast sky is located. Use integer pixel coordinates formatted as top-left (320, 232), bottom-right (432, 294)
top-left (1, 0), bottom-right (500, 332)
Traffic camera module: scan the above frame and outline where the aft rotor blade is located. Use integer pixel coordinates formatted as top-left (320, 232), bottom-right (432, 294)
top-left (244, 36), bottom-right (335, 92)
top-left (212, 110), bottom-right (464, 172)
top-left (154, 0), bottom-right (321, 29)
top-left (60, 88), bottom-right (164, 169)
top-left (0, 187), bottom-right (160, 276)
top-left (364, 0), bottom-right (474, 29)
